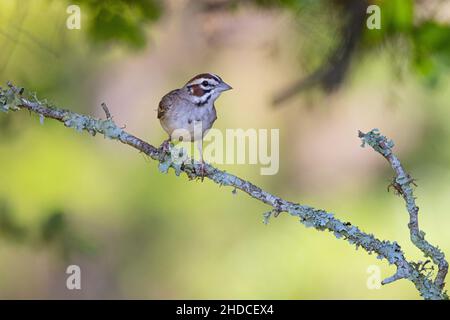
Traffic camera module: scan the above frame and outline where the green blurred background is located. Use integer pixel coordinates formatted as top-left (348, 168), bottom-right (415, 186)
top-left (0, 0), bottom-right (450, 299)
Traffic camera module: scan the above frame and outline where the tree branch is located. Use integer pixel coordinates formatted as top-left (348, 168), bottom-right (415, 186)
top-left (359, 129), bottom-right (448, 290)
top-left (0, 82), bottom-right (448, 299)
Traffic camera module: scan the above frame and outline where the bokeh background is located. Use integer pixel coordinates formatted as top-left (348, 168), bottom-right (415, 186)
top-left (1, 0), bottom-right (450, 299)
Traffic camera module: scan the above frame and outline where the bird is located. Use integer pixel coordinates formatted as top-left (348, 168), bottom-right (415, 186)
top-left (157, 73), bottom-right (232, 177)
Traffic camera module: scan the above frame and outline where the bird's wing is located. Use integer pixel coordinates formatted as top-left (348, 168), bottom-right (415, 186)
top-left (157, 89), bottom-right (180, 119)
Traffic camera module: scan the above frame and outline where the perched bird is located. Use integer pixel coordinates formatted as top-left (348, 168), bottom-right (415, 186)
top-left (157, 73), bottom-right (232, 176)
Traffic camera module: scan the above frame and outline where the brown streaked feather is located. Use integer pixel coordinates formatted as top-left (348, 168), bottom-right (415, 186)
top-left (190, 84), bottom-right (205, 97)
top-left (157, 89), bottom-right (179, 119)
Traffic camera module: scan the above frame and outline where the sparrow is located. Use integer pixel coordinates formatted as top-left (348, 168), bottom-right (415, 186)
top-left (157, 73), bottom-right (232, 177)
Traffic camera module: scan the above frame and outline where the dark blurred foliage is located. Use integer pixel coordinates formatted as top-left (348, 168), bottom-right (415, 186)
top-left (70, 0), bottom-right (450, 78)
top-left (412, 22), bottom-right (450, 82)
top-left (198, 0), bottom-right (306, 11)
top-left (364, 0), bottom-right (450, 85)
top-left (0, 200), bottom-right (27, 242)
top-left (0, 200), bottom-right (95, 260)
top-left (77, 0), bottom-right (163, 49)
top-left (3, 0), bottom-right (448, 99)
top-left (40, 209), bottom-right (96, 260)
top-left (196, 0), bottom-right (450, 103)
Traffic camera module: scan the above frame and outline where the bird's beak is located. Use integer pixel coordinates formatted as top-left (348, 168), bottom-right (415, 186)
top-left (220, 82), bottom-right (233, 91)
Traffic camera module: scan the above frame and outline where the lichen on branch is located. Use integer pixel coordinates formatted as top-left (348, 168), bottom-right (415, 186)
top-left (359, 129), bottom-right (448, 291)
top-left (1, 83), bottom-right (448, 299)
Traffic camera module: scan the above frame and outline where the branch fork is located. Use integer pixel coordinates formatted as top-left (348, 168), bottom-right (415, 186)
top-left (359, 129), bottom-right (448, 292)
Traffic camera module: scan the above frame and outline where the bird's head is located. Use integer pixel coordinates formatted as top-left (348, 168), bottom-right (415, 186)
top-left (184, 73), bottom-right (232, 106)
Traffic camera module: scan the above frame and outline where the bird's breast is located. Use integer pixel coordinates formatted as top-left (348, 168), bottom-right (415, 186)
top-left (160, 104), bottom-right (217, 142)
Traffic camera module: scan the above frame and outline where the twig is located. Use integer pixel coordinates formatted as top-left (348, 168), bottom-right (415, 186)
top-left (101, 102), bottom-right (112, 119)
top-left (1, 83), bottom-right (448, 299)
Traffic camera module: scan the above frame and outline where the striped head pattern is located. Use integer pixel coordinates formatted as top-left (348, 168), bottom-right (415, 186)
top-left (184, 73), bottom-right (232, 106)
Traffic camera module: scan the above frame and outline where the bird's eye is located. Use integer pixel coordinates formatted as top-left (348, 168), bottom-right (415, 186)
top-left (201, 80), bottom-right (209, 86)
